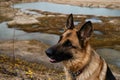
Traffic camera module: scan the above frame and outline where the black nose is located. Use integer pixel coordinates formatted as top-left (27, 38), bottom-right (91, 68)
top-left (45, 48), bottom-right (53, 57)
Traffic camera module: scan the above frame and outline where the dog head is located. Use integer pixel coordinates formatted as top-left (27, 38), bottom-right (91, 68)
top-left (45, 14), bottom-right (93, 63)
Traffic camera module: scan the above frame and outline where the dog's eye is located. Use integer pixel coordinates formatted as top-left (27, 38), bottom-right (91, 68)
top-left (63, 40), bottom-right (72, 47)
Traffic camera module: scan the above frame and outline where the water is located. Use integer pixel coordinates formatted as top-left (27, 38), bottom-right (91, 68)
top-left (15, 33), bottom-right (59, 45)
top-left (85, 18), bottom-right (102, 23)
top-left (13, 2), bottom-right (120, 16)
top-left (0, 22), bottom-right (59, 45)
top-left (74, 21), bottom-right (80, 25)
top-left (96, 48), bottom-right (120, 68)
top-left (0, 22), bottom-right (26, 40)
top-left (93, 31), bottom-right (103, 35)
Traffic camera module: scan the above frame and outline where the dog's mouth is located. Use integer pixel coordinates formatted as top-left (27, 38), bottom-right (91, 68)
top-left (48, 57), bottom-right (58, 63)
top-left (47, 52), bottom-right (73, 63)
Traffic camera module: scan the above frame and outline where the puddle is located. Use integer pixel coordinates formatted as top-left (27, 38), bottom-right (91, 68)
top-left (93, 30), bottom-right (103, 35)
top-left (96, 48), bottom-right (120, 67)
top-left (85, 18), bottom-right (102, 23)
top-left (13, 2), bottom-right (120, 16)
top-left (74, 21), bottom-right (80, 25)
top-left (0, 22), bottom-right (59, 45)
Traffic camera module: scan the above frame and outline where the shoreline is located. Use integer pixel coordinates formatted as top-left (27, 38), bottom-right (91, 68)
top-left (0, 0), bottom-right (120, 9)
top-left (40, 0), bottom-right (120, 9)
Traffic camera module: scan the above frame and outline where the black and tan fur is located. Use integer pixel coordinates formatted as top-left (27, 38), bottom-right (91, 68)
top-left (45, 14), bottom-right (116, 80)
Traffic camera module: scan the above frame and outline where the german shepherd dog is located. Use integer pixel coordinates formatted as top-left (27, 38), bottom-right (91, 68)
top-left (45, 14), bottom-right (116, 80)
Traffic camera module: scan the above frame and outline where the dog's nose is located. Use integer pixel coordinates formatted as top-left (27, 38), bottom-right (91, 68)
top-left (45, 48), bottom-right (53, 57)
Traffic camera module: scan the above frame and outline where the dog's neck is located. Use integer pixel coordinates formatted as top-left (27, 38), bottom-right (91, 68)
top-left (68, 65), bottom-right (86, 80)
top-left (63, 49), bottom-right (107, 80)
top-left (63, 52), bottom-right (91, 80)
top-left (62, 45), bottom-right (92, 80)
top-left (63, 45), bottom-right (92, 72)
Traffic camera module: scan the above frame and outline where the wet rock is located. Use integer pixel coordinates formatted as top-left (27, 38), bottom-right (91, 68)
top-left (7, 15), bottom-right (39, 26)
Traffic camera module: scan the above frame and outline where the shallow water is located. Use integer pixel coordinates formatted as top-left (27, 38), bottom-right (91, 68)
top-left (74, 21), bottom-right (80, 25)
top-left (94, 31), bottom-right (103, 35)
top-left (0, 22), bottom-right (59, 45)
top-left (13, 2), bottom-right (120, 16)
top-left (85, 18), bottom-right (102, 23)
top-left (0, 22), bottom-right (26, 40)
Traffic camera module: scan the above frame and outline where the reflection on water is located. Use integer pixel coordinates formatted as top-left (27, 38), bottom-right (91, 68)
top-left (0, 22), bottom-right (59, 45)
top-left (13, 2), bottom-right (120, 16)
top-left (0, 22), bottom-right (26, 40)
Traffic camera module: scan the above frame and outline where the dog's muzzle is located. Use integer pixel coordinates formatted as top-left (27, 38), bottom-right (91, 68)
top-left (45, 48), bottom-right (53, 57)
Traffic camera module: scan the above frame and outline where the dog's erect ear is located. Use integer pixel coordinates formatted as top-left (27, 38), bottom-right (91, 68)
top-left (66, 14), bottom-right (74, 29)
top-left (77, 21), bottom-right (93, 47)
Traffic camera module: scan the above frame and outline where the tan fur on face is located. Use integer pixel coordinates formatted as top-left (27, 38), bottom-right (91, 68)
top-left (60, 29), bottom-right (80, 48)
top-left (62, 29), bottom-right (91, 72)
top-left (60, 29), bottom-right (107, 80)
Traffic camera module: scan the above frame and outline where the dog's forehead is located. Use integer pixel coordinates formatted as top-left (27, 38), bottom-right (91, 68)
top-left (63, 29), bottom-right (77, 38)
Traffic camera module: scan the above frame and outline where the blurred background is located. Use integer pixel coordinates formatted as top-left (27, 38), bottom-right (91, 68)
top-left (0, 0), bottom-right (120, 80)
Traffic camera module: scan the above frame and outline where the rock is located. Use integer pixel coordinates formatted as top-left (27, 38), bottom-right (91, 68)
top-left (0, 7), bottom-right (18, 22)
top-left (99, 4), bottom-right (106, 8)
top-left (7, 15), bottom-right (39, 26)
top-left (109, 19), bottom-right (120, 25)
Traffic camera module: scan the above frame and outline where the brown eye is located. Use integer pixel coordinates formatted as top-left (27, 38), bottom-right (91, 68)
top-left (63, 40), bottom-right (72, 47)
